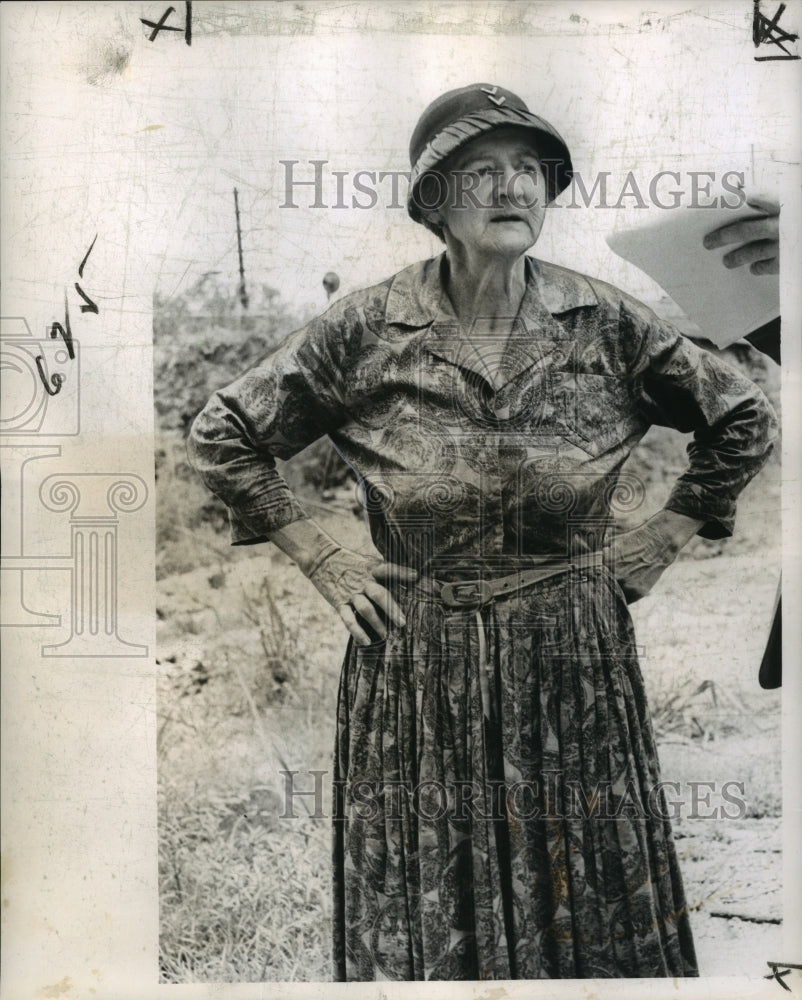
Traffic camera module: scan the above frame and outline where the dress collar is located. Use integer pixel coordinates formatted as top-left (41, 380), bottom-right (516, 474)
top-left (384, 253), bottom-right (600, 390)
top-left (384, 252), bottom-right (600, 329)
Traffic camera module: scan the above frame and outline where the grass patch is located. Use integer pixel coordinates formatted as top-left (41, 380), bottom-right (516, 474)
top-left (159, 776), bottom-right (331, 982)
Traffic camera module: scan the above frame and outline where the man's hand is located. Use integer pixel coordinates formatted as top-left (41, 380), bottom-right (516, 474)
top-left (703, 194), bottom-right (779, 275)
top-left (603, 510), bottom-right (704, 604)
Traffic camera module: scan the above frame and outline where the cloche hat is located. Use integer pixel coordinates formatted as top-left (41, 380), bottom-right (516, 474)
top-left (407, 83), bottom-right (573, 226)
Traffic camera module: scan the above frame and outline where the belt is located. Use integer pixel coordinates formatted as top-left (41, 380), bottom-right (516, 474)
top-left (416, 551), bottom-right (606, 610)
top-left (408, 552), bottom-right (607, 722)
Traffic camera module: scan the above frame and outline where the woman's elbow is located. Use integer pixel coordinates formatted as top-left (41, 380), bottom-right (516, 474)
top-left (738, 386), bottom-right (780, 463)
top-left (186, 393), bottom-right (236, 484)
top-left (756, 387), bottom-right (780, 454)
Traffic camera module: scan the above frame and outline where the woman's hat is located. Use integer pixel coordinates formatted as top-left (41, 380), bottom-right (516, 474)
top-left (407, 83), bottom-right (573, 226)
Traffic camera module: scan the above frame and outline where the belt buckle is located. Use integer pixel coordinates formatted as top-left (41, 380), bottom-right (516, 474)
top-left (439, 579), bottom-right (493, 609)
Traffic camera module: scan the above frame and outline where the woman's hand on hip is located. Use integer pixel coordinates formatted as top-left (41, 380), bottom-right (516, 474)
top-left (267, 519), bottom-right (418, 646)
top-left (307, 546), bottom-right (418, 646)
top-left (603, 510), bottom-right (704, 603)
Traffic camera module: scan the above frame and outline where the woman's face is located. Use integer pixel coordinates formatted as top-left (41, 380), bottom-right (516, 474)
top-left (430, 126), bottom-right (548, 258)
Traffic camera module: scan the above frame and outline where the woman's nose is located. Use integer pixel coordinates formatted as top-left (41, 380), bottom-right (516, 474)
top-left (491, 165), bottom-right (519, 204)
top-left (507, 168), bottom-right (540, 210)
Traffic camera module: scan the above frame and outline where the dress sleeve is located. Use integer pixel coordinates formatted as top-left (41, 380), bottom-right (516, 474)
top-left (187, 311), bottom-right (349, 546)
top-left (623, 302), bottom-right (779, 540)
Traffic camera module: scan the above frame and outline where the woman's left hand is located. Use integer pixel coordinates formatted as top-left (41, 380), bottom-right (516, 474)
top-left (603, 510), bottom-right (704, 603)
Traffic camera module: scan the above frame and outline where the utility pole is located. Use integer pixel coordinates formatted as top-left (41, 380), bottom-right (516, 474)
top-left (234, 187), bottom-right (249, 310)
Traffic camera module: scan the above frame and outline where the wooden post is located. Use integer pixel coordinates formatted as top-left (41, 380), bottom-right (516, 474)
top-left (234, 187), bottom-right (249, 310)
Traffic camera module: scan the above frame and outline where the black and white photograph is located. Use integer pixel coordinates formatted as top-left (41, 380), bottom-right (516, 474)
top-left (1, 1), bottom-right (800, 996)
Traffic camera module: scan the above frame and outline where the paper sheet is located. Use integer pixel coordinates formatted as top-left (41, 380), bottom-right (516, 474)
top-left (606, 205), bottom-right (780, 348)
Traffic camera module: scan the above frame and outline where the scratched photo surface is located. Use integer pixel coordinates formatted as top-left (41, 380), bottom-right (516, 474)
top-left (1, 2), bottom-right (800, 997)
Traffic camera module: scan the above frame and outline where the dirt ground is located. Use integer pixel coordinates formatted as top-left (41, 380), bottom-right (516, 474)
top-left (677, 817), bottom-right (782, 976)
top-left (629, 551), bottom-right (783, 977)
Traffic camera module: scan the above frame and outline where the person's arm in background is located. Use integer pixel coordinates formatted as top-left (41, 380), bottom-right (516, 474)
top-left (703, 194), bottom-right (780, 363)
top-left (703, 194), bottom-right (782, 689)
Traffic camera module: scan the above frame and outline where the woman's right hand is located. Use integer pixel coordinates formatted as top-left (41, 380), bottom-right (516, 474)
top-left (306, 546), bottom-right (419, 646)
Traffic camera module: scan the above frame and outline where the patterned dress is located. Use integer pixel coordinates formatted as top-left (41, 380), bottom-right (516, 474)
top-left (189, 253), bottom-right (777, 980)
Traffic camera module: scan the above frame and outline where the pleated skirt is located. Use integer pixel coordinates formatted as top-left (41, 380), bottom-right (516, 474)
top-left (331, 563), bottom-right (699, 980)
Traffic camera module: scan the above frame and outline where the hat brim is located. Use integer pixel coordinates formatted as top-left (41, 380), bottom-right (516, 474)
top-left (407, 106), bottom-right (573, 223)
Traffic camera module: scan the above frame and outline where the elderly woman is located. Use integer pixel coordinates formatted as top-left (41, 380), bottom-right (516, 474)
top-left (189, 85), bottom-right (777, 981)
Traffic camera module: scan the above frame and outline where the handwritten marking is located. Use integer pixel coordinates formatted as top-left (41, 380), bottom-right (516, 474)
top-left (765, 962), bottom-right (802, 992)
top-left (74, 283), bottom-right (98, 316)
top-left (36, 239), bottom-right (98, 396)
top-left (35, 355), bottom-right (65, 396)
top-left (763, 962), bottom-right (802, 993)
top-left (77, 232), bottom-right (97, 279)
top-left (141, 1), bottom-right (192, 45)
top-left (753, 1), bottom-right (800, 60)
top-left (48, 292), bottom-right (75, 361)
